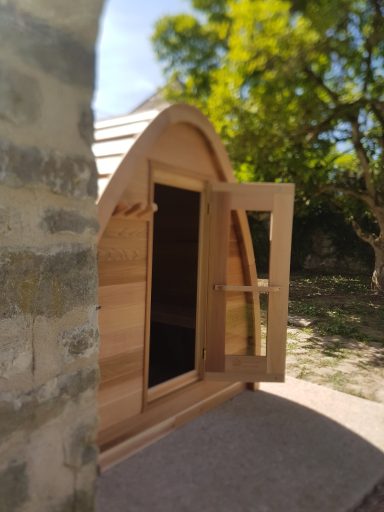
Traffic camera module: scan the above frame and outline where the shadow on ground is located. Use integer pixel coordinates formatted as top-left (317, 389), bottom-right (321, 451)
top-left (97, 390), bottom-right (384, 512)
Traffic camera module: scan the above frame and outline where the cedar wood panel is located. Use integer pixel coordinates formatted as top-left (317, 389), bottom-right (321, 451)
top-left (97, 110), bottom-right (257, 452)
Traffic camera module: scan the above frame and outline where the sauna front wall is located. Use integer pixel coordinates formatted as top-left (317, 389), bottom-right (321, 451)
top-left (97, 122), bottom-right (253, 451)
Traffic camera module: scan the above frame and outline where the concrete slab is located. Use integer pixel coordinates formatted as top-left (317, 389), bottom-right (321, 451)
top-left (261, 377), bottom-right (384, 452)
top-left (97, 378), bottom-right (384, 512)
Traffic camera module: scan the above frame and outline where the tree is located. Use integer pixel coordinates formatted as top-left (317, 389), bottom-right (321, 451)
top-left (152, 0), bottom-right (384, 291)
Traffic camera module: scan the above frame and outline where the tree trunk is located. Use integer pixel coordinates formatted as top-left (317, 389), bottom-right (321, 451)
top-left (372, 241), bottom-right (384, 293)
top-left (350, 213), bottom-right (384, 293)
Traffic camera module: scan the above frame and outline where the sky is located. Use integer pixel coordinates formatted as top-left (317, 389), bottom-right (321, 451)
top-left (92, 0), bottom-right (191, 120)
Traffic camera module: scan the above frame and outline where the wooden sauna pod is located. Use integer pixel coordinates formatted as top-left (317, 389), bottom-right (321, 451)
top-left (95, 104), bottom-right (294, 469)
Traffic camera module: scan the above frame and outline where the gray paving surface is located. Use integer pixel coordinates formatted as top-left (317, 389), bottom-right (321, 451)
top-left (97, 377), bottom-right (384, 512)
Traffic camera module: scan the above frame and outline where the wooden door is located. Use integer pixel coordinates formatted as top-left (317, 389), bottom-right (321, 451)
top-left (205, 182), bottom-right (294, 382)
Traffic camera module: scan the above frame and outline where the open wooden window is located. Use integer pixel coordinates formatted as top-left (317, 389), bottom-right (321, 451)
top-left (205, 183), bottom-right (294, 382)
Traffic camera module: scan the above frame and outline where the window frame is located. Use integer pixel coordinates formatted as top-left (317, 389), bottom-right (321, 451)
top-left (204, 182), bottom-right (295, 383)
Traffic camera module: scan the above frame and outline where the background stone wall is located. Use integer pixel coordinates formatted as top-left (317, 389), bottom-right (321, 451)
top-left (0, 2), bottom-right (104, 510)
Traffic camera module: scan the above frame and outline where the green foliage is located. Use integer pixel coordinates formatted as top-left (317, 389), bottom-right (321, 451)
top-left (290, 200), bottom-right (375, 271)
top-left (248, 199), bottom-right (374, 273)
top-left (152, 0), bottom-right (384, 288)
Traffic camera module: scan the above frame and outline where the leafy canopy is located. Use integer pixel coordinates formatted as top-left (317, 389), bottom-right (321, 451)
top-left (153, 0), bottom-right (383, 186)
top-left (152, 0), bottom-right (384, 288)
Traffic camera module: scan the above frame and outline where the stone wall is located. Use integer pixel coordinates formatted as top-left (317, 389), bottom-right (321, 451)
top-left (0, 2), bottom-right (104, 511)
top-left (303, 229), bottom-right (372, 274)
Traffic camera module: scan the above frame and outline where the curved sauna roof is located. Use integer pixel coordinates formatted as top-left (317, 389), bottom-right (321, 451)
top-left (93, 104), bottom-right (238, 239)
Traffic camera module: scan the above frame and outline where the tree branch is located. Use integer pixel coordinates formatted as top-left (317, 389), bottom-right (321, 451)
top-left (370, 0), bottom-right (384, 22)
top-left (303, 105), bottom-right (353, 141)
top-left (304, 111), bottom-right (339, 141)
top-left (304, 66), bottom-right (340, 104)
top-left (319, 184), bottom-right (376, 209)
top-left (322, 184), bottom-right (384, 238)
top-left (351, 218), bottom-right (377, 246)
top-left (351, 218), bottom-right (376, 245)
top-left (372, 101), bottom-right (384, 131)
top-left (371, 101), bottom-right (384, 152)
top-left (350, 118), bottom-right (376, 198)
top-left (303, 99), bottom-right (367, 142)
top-left (363, 41), bottom-right (373, 94)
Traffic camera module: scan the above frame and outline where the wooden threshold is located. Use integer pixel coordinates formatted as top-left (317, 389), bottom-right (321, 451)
top-left (98, 380), bottom-right (245, 471)
top-left (213, 284), bottom-right (280, 293)
top-left (147, 370), bottom-right (198, 402)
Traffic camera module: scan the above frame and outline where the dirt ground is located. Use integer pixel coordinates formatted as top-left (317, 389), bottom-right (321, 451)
top-left (283, 274), bottom-right (384, 510)
top-left (285, 274), bottom-right (384, 404)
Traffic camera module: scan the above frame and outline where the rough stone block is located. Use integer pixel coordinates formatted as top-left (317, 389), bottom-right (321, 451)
top-left (78, 105), bottom-right (95, 146)
top-left (0, 460), bottom-right (29, 511)
top-left (59, 324), bottom-right (98, 362)
top-left (0, 71), bottom-right (97, 155)
top-left (0, 206), bottom-right (10, 234)
top-left (0, 140), bottom-right (97, 198)
top-left (41, 209), bottom-right (98, 235)
top-left (0, 187), bottom-right (97, 249)
top-left (54, 490), bottom-right (95, 512)
top-left (26, 416), bottom-right (85, 511)
top-left (57, 367), bottom-right (99, 400)
top-left (75, 461), bottom-right (98, 502)
top-left (0, 372), bottom-right (98, 509)
top-left (0, 62), bottom-right (42, 125)
top-left (0, 4), bottom-right (95, 88)
top-left (0, 309), bottom-right (99, 391)
top-left (0, 247), bottom-right (97, 319)
top-left (0, 0), bottom-right (105, 49)
top-left (64, 423), bottom-right (99, 469)
top-left (0, 367), bottom-right (99, 442)
top-left (0, 318), bottom-right (32, 379)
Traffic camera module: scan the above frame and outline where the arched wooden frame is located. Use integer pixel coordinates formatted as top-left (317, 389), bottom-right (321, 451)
top-left (97, 105), bottom-right (238, 239)
top-left (97, 104), bottom-right (294, 466)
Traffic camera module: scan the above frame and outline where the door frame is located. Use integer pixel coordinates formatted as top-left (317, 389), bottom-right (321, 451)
top-left (142, 161), bottom-right (208, 407)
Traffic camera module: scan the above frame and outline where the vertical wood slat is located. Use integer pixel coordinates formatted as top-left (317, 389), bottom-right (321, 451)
top-left (142, 161), bottom-right (155, 410)
top-left (205, 190), bottom-right (231, 372)
top-left (195, 186), bottom-right (209, 377)
top-left (266, 192), bottom-right (294, 376)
